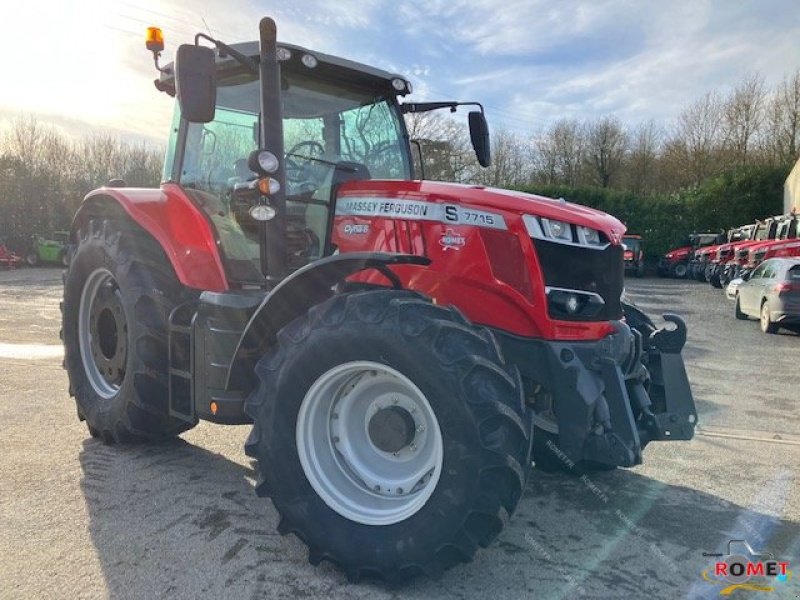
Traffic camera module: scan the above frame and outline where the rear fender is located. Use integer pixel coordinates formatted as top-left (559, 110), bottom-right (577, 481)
top-left (72, 184), bottom-right (228, 292)
top-left (225, 252), bottom-right (430, 391)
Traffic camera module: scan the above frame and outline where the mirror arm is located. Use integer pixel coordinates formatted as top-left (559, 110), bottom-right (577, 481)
top-left (194, 32), bottom-right (259, 74)
top-left (401, 101), bottom-right (485, 115)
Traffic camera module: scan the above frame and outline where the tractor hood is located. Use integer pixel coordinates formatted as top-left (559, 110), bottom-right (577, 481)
top-left (337, 180), bottom-right (626, 243)
top-left (664, 245), bottom-right (692, 259)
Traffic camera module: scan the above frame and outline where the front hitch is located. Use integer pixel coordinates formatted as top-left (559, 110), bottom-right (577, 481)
top-left (643, 314), bottom-right (697, 441)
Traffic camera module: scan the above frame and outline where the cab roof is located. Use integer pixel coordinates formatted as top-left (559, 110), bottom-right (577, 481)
top-left (158, 41), bottom-right (412, 97)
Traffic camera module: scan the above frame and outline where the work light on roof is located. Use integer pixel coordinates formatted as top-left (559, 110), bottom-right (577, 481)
top-left (301, 53), bottom-right (318, 68)
top-left (276, 47), bottom-right (292, 61)
top-left (391, 78), bottom-right (407, 92)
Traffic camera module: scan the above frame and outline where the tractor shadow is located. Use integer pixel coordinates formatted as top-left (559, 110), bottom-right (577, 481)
top-left (80, 437), bottom-right (800, 600)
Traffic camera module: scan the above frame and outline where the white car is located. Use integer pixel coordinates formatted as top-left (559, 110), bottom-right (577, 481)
top-left (725, 277), bottom-right (743, 300)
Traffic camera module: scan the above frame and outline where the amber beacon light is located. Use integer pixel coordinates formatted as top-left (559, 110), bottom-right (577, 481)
top-left (146, 27), bottom-right (164, 54)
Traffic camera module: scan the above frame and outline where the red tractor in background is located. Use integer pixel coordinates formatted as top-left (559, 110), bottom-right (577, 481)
top-left (658, 232), bottom-right (720, 279)
top-left (707, 219), bottom-right (779, 288)
top-left (741, 215), bottom-right (800, 276)
top-left (722, 214), bottom-right (798, 286)
top-left (60, 19), bottom-right (697, 584)
top-left (622, 234), bottom-right (645, 277)
top-left (695, 224), bottom-right (755, 285)
top-left (0, 239), bottom-right (23, 269)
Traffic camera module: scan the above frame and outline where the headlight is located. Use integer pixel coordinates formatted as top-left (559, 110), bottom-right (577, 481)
top-left (542, 218), bottom-right (572, 242)
top-left (578, 226), bottom-right (601, 245)
top-left (523, 215), bottom-right (607, 249)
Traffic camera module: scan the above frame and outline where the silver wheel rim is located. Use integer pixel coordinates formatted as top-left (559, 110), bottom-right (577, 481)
top-left (296, 361), bottom-right (444, 526)
top-left (761, 304), bottom-right (769, 330)
top-left (78, 268), bottom-right (127, 399)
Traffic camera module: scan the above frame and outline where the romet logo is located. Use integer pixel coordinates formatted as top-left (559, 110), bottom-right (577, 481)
top-left (439, 228), bottom-right (466, 251)
top-left (701, 539), bottom-right (792, 595)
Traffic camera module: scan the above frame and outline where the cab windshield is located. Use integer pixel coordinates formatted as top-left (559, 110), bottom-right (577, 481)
top-left (170, 70), bottom-right (411, 283)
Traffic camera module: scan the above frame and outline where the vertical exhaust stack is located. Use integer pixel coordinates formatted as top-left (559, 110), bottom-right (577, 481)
top-left (259, 17), bottom-right (287, 282)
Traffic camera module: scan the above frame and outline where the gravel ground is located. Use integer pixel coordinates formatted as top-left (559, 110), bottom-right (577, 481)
top-left (1, 267), bottom-right (798, 600)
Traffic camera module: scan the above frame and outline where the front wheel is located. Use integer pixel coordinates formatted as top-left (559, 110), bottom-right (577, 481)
top-left (244, 290), bottom-right (533, 583)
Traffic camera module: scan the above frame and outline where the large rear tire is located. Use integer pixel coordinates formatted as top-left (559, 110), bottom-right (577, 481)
top-left (671, 262), bottom-right (688, 279)
top-left (244, 290), bottom-right (533, 583)
top-left (62, 217), bottom-right (197, 443)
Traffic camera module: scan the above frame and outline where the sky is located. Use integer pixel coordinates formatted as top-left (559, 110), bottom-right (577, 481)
top-left (2, 0), bottom-right (800, 145)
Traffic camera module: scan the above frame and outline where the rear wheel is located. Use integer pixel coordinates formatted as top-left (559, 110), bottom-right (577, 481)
top-left (26, 251), bottom-right (39, 266)
top-left (244, 290), bottom-right (533, 583)
top-left (62, 217), bottom-right (197, 442)
top-left (760, 301), bottom-right (778, 334)
top-left (671, 262), bottom-right (688, 279)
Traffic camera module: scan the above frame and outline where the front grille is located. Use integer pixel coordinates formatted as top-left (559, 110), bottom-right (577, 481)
top-left (532, 239), bottom-right (623, 321)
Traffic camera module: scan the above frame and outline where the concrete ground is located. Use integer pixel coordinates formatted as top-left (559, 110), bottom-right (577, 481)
top-left (0, 267), bottom-right (798, 599)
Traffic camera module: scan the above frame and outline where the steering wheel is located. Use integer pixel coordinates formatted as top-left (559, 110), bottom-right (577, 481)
top-left (285, 141), bottom-right (326, 194)
top-left (286, 141), bottom-right (325, 170)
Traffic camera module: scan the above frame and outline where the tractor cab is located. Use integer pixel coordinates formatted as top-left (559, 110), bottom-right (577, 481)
top-left (152, 34), bottom-right (488, 287)
top-left (156, 42), bottom-right (415, 284)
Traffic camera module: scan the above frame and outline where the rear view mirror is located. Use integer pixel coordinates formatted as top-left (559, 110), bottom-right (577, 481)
top-left (468, 111), bottom-right (491, 168)
top-left (175, 44), bottom-right (217, 123)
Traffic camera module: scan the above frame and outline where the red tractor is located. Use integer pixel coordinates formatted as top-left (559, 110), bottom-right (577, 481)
top-left (723, 214), bottom-right (798, 286)
top-left (61, 19), bottom-right (697, 583)
top-left (658, 232), bottom-right (720, 279)
top-left (0, 240), bottom-right (23, 269)
top-left (742, 215), bottom-right (800, 276)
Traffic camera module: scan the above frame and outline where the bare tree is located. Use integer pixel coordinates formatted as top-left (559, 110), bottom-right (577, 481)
top-left (404, 112), bottom-right (473, 182)
top-left (626, 120), bottom-right (662, 194)
top-left (722, 74), bottom-right (765, 166)
top-left (668, 91), bottom-right (725, 185)
top-left (471, 129), bottom-right (530, 188)
top-left (585, 116), bottom-right (628, 188)
top-left (763, 69), bottom-right (800, 165)
top-left (532, 119), bottom-right (587, 186)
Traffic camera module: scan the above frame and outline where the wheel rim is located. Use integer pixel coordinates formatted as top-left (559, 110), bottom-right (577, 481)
top-left (761, 303), bottom-right (769, 331)
top-left (674, 264), bottom-right (686, 277)
top-left (78, 268), bottom-right (128, 399)
top-left (296, 361), bottom-right (444, 526)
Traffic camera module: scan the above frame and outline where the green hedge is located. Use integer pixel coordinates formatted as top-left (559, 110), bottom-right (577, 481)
top-left (517, 165), bottom-right (790, 258)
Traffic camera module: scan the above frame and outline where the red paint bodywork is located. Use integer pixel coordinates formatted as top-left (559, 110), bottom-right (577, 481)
top-left (83, 179), bottom-right (627, 341)
top-left (79, 184), bottom-right (228, 292)
top-left (663, 245), bottom-right (692, 264)
top-left (747, 238), bottom-right (800, 268)
top-left (332, 180), bottom-right (624, 341)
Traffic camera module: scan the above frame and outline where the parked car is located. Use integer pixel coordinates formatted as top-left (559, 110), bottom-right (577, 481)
top-left (623, 234), bottom-right (645, 277)
top-left (26, 231), bottom-right (70, 266)
top-left (734, 258), bottom-right (800, 334)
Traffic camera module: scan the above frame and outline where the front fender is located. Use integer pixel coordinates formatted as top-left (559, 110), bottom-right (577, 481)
top-left (225, 252), bottom-right (430, 391)
top-left (73, 183), bottom-right (228, 292)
